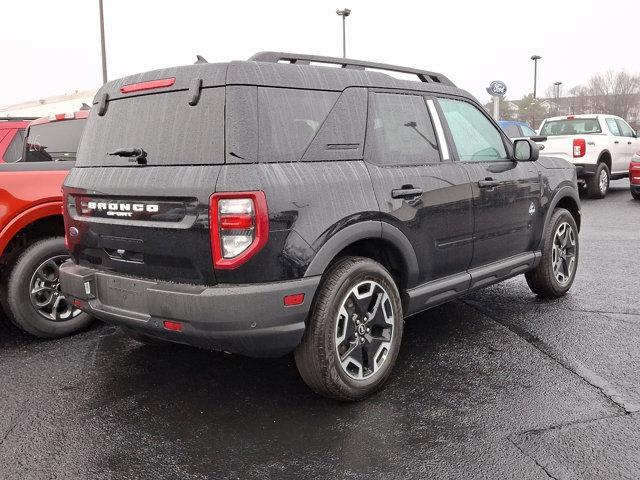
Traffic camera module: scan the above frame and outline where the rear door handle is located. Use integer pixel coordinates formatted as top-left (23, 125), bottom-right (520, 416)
top-left (628, 141), bottom-right (633, 145)
top-left (478, 178), bottom-right (500, 188)
top-left (614, 141), bottom-right (620, 144)
top-left (391, 187), bottom-right (423, 199)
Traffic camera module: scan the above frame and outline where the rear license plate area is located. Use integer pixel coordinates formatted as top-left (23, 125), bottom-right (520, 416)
top-left (96, 273), bottom-right (156, 314)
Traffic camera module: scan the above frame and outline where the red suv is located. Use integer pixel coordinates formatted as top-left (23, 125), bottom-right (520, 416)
top-left (631, 153), bottom-right (640, 200)
top-left (0, 110), bottom-right (92, 338)
top-left (0, 117), bottom-right (35, 163)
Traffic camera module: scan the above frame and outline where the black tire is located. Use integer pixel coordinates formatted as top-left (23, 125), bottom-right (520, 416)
top-left (632, 189), bottom-right (640, 201)
top-left (586, 162), bottom-right (609, 199)
top-left (121, 326), bottom-right (172, 346)
top-left (525, 208), bottom-right (579, 298)
top-left (4, 237), bottom-right (93, 338)
top-left (294, 256), bottom-right (404, 401)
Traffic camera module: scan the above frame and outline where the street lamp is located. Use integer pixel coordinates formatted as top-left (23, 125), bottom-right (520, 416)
top-left (531, 54), bottom-right (541, 99)
top-left (336, 8), bottom-right (351, 58)
top-left (554, 81), bottom-right (563, 99)
top-left (99, 0), bottom-right (108, 84)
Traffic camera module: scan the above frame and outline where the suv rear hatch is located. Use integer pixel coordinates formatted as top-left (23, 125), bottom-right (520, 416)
top-left (64, 63), bottom-right (228, 285)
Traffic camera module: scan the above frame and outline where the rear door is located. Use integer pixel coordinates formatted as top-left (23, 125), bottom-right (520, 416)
top-left (605, 117), bottom-right (627, 172)
top-left (364, 90), bottom-right (474, 286)
top-left (435, 96), bottom-right (543, 268)
top-left (64, 71), bottom-right (227, 286)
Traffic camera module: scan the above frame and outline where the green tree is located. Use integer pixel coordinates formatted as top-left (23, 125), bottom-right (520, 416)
top-left (517, 94), bottom-right (549, 129)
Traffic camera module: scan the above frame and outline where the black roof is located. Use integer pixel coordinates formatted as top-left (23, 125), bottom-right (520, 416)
top-left (95, 52), bottom-right (470, 104)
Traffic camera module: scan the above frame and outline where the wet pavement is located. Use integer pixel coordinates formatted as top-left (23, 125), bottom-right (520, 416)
top-left (1, 180), bottom-right (639, 479)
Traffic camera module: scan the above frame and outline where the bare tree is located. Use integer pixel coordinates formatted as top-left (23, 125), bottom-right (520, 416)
top-left (586, 71), bottom-right (640, 118)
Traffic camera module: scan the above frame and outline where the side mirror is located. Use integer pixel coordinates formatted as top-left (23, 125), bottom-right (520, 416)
top-left (514, 139), bottom-right (540, 162)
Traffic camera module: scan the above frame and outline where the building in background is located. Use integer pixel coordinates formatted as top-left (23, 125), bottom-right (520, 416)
top-left (0, 89), bottom-right (97, 118)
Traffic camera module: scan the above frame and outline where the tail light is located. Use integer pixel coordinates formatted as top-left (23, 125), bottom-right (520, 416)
top-left (209, 191), bottom-right (268, 269)
top-left (573, 139), bottom-right (586, 158)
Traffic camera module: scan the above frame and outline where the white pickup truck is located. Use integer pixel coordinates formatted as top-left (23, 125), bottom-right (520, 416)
top-left (537, 114), bottom-right (640, 198)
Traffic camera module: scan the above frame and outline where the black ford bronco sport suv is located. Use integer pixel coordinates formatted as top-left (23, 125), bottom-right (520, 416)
top-left (60, 52), bottom-right (581, 401)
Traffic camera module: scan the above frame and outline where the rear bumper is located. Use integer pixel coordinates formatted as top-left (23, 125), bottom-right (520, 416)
top-left (59, 262), bottom-right (320, 357)
top-left (631, 184), bottom-right (640, 194)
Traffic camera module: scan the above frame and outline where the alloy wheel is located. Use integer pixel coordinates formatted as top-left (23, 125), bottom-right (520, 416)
top-left (334, 280), bottom-right (395, 380)
top-left (29, 255), bottom-right (81, 322)
top-left (599, 169), bottom-right (608, 194)
top-left (551, 222), bottom-right (577, 286)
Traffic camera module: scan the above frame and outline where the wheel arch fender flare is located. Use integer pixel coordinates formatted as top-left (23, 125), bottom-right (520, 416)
top-left (0, 202), bottom-right (63, 258)
top-left (537, 187), bottom-right (581, 251)
top-left (304, 220), bottom-right (420, 288)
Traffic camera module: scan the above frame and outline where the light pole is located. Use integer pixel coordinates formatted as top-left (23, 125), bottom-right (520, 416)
top-left (554, 81), bottom-right (562, 99)
top-left (99, 0), bottom-right (108, 84)
top-left (554, 81), bottom-right (563, 113)
top-left (336, 8), bottom-right (351, 58)
top-left (531, 54), bottom-right (541, 99)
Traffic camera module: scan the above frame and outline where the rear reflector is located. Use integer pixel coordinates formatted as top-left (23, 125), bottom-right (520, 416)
top-left (284, 293), bottom-right (305, 307)
top-left (163, 320), bottom-right (183, 332)
top-left (120, 77), bottom-right (176, 94)
top-left (72, 299), bottom-right (87, 309)
top-left (220, 214), bottom-right (254, 230)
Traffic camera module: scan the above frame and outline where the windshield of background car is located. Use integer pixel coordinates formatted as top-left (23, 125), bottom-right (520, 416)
top-left (539, 119), bottom-right (602, 136)
top-left (24, 118), bottom-right (87, 162)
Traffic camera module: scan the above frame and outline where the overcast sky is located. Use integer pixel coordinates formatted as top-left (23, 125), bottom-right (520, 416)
top-left (1, 0), bottom-right (638, 107)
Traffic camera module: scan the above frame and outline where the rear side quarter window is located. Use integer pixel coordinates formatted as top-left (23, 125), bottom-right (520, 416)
top-left (257, 88), bottom-right (339, 163)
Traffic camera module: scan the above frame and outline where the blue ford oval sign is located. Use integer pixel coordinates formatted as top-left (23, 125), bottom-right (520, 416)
top-left (487, 80), bottom-right (507, 97)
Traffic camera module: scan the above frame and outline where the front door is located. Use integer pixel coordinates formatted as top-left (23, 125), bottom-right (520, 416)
top-left (364, 91), bottom-right (474, 286)
top-left (435, 97), bottom-right (543, 269)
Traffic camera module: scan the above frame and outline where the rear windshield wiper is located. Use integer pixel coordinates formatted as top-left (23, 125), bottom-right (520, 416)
top-left (107, 147), bottom-right (147, 164)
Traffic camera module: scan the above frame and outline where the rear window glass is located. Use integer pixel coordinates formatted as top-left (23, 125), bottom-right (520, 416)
top-left (502, 124), bottom-right (520, 138)
top-left (25, 120), bottom-right (86, 162)
top-left (76, 88), bottom-right (224, 167)
top-left (258, 88), bottom-right (339, 162)
top-left (540, 119), bottom-right (601, 136)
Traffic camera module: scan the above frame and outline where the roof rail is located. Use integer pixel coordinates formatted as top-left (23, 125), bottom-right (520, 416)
top-left (0, 116), bottom-right (38, 122)
top-left (248, 51), bottom-right (454, 87)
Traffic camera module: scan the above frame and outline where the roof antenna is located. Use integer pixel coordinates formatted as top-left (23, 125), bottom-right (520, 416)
top-left (195, 55), bottom-right (208, 64)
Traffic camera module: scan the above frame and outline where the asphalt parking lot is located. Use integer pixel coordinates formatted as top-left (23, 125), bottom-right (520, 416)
top-left (1, 179), bottom-right (639, 480)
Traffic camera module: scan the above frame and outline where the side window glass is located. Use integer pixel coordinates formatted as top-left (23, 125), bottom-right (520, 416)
top-left (606, 118), bottom-right (621, 136)
top-left (617, 119), bottom-right (635, 138)
top-left (258, 88), bottom-right (339, 162)
top-left (503, 124), bottom-right (519, 138)
top-left (366, 93), bottom-right (440, 166)
top-left (4, 129), bottom-right (25, 163)
top-left (521, 124), bottom-right (537, 136)
top-left (437, 98), bottom-right (508, 162)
